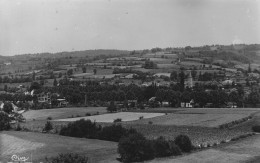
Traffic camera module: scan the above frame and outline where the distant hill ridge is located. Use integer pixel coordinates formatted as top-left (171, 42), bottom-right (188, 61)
top-left (11, 49), bottom-right (130, 58)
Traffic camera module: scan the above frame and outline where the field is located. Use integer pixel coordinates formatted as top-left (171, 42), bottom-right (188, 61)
top-left (23, 107), bottom-right (107, 120)
top-left (120, 123), bottom-right (250, 146)
top-left (148, 134), bottom-right (260, 163)
top-left (124, 113), bottom-right (250, 127)
top-left (16, 107), bottom-right (260, 162)
top-left (0, 131), bottom-right (118, 163)
top-left (54, 112), bottom-right (165, 123)
top-left (133, 107), bottom-right (259, 115)
top-left (157, 64), bottom-right (179, 69)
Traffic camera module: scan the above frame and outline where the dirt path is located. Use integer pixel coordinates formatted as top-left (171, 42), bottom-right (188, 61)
top-left (147, 134), bottom-right (260, 163)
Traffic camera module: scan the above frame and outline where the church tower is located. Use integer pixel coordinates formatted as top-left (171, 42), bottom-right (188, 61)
top-left (188, 71), bottom-right (193, 88)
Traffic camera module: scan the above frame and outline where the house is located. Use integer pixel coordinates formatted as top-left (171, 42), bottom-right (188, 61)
top-left (181, 99), bottom-right (194, 108)
top-left (57, 99), bottom-right (68, 107)
top-left (161, 101), bottom-right (169, 107)
top-left (37, 92), bottom-right (51, 104)
top-left (4, 62), bottom-right (11, 65)
top-left (222, 79), bottom-right (233, 86)
top-left (124, 74), bottom-right (136, 79)
top-left (226, 102), bottom-right (237, 108)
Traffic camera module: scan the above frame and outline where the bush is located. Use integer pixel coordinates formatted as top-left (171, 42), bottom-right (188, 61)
top-left (114, 118), bottom-right (122, 123)
top-left (43, 121), bottom-right (53, 132)
top-left (45, 153), bottom-right (89, 163)
top-left (118, 133), bottom-right (154, 162)
top-left (59, 119), bottom-right (101, 139)
top-left (168, 140), bottom-right (182, 156)
top-left (99, 125), bottom-right (137, 142)
top-left (3, 102), bottom-right (13, 114)
top-left (47, 116), bottom-right (52, 120)
top-left (153, 136), bottom-right (172, 157)
top-left (85, 113), bottom-right (91, 116)
top-left (174, 135), bottom-right (192, 153)
top-left (252, 125), bottom-right (260, 132)
top-left (59, 119), bottom-right (137, 142)
top-left (107, 101), bottom-right (117, 112)
top-left (0, 111), bottom-right (11, 131)
top-left (15, 123), bottom-right (22, 131)
top-left (152, 137), bottom-right (181, 158)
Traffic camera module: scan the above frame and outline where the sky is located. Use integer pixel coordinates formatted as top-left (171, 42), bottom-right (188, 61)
top-left (0, 0), bottom-right (260, 56)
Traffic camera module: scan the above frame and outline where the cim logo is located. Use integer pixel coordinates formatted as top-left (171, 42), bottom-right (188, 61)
top-left (10, 154), bottom-right (31, 163)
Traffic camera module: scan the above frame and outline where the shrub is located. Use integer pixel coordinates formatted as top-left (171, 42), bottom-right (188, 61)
top-left (153, 136), bottom-right (173, 157)
top-left (59, 119), bottom-right (137, 142)
top-left (85, 113), bottom-right (91, 116)
top-left (252, 125), bottom-right (260, 132)
top-left (47, 116), bottom-right (52, 120)
top-left (22, 126), bottom-right (30, 132)
top-left (0, 111), bottom-right (11, 131)
top-left (107, 101), bottom-right (117, 112)
top-left (45, 153), bottom-right (89, 163)
top-left (151, 137), bottom-right (181, 158)
top-left (99, 125), bottom-right (137, 142)
top-left (114, 118), bottom-right (122, 123)
top-left (43, 121), bottom-right (53, 132)
top-left (16, 123), bottom-right (22, 131)
top-left (3, 102), bottom-right (13, 114)
top-left (59, 119), bottom-right (101, 139)
top-left (148, 121), bottom-right (153, 125)
top-left (174, 135), bottom-right (192, 153)
top-left (14, 113), bottom-right (26, 122)
top-left (138, 103), bottom-right (145, 110)
top-left (118, 133), bottom-right (154, 162)
top-left (168, 140), bottom-right (182, 156)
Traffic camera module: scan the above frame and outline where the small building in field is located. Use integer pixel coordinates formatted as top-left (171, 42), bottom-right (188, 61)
top-left (181, 99), bottom-right (194, 108)
top-left (37, 92), bottom-right (51, 104)
top-left (57, 99), bottom-right (68, 107)
top-left (226, 102), bottom-right (237, 108)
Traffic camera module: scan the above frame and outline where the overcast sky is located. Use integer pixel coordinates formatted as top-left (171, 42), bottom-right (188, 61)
top-left (1, 0), bottom-right (260, 56)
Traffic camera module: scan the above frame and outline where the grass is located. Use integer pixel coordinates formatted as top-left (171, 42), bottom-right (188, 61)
top-left (0, 131), bottom-right (117, 162)
top-left (22, 107), bottom-right (107, 121)
top-left (54, 112), bottom-right (164, 123)
top-left (8, 109), bottom-right (260, 163)
top-left (157, 64), bottom-right (179, 69)
top-left (119, 123), bottom-right (251, 147)
top-left (148, 134), bottom-right (260, 163)
top-left (124, 113), bottom-right (250, 128)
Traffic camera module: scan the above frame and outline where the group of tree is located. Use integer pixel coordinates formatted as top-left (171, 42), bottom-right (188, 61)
top-left (0, 75), bottom-right (33, 83)
top-left (143, 60), bottom-right (157, 69)
top-left (29, 78), bottom-right (260, 108)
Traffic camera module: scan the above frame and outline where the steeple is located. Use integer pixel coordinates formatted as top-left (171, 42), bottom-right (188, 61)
top-left (188, 71), bottom-right (193, 88)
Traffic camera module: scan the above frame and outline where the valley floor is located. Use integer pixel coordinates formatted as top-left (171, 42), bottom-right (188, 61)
top-left (147, 134), bottom-right (260, 163)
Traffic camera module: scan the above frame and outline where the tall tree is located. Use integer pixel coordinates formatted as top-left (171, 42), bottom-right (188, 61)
top-left (179, 71), bottom-right (185, 92)
top-left (82, 67), bottom-right (86, 73)
top-left (93, 69), bottom-right (97, 75)
top-left (53, 78), bottom-right (58, 86)
top-left (67, 69), bottom-right (73, 76)
top-left (170, 71), bottom-right (178, 81)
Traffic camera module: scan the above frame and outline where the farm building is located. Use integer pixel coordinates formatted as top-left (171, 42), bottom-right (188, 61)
top-left (181, 99), bottom-right (194, 108)
top-left (57, 99), bottom-right (68, 107)
top-left (37, 92), bottom-right (51, 104)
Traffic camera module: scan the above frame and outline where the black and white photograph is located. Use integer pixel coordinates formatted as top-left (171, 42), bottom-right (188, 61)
top-left (0, 0), bottom-right (260, 162)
